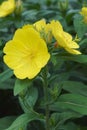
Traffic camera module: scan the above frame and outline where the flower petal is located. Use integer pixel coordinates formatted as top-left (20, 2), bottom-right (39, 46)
top-left (0, 0), bottom-right (15, 17)
top-left (65, 47), bottom-right (81, 55)
top-left (34, 19), bottom-right (46, 31)
top-left (3, 25), bottom-right (50, 79)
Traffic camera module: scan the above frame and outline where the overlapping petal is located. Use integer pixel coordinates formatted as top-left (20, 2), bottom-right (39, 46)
top-left (3, 27), bottom-right (50, 79)
top-left (50, 20), bottom-right (81, 54)
top-left (3, 19), bottom-right (81, 80)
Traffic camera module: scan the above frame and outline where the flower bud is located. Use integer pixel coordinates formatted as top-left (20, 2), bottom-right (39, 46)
top-left (58, 0), bottom-right (68, 12)
top-left (15, 0), bottom-right (23, 16)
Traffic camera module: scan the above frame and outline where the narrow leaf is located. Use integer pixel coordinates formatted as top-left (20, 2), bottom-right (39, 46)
top-left (0, 116), bottom-right (16, 130)
top-left (51, 111), bottom-right (81, 128)
top-left (62, 81), bottom-right (87, 96)
top-left (6, 112), bottom-right (44, 130)
top-left (50, 94), bottom-right (87, 115)
top-left (19, 86), bottom-right (38, 112)
top-left (14, 79), bottom-right (32, 96)
top-left (56, 54), bottom-right (87, 63)
top-left (74, 15), bottom-right (87, 38)
top-left (0, 69), bottom-right (13, 83)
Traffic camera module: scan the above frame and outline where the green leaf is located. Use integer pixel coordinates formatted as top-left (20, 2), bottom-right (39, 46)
top-left (50, 94), bottom-right (87, 115)
top-left (22, 10), bottom-right (38, 21)
top-left (66, 9), bottom-right (79, 24)
top-left (60, 122), bottom-right (78, 130)
top-left (14, 79), bottom-right (32, 96)
top-left (0, 79), bottom-right (14, 89)
top-left (79, 38), bottom-right (87, 46)
top-left (0, 69), bottom-right (13, 83)
top-left (50, 72), bottom-right (70, 83)
top-left (6, 112), bottom-right (44, 130)
top-left (0, 116), bottom-right (16, 130)
top-left (24, 86), bottom-right (38, 107)
top-left (62, 81), bottom-right (87, 96)
top-left (50, 111), bottom-right (81, 128)
top-left (74, 15), bottom-right (87, 38)
top-left (56, 54), bottom-right (87, 63)
top-left (19, 86), bottom-right (38, 112)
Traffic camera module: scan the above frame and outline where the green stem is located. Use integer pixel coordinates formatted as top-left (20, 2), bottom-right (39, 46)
top-left (42, 66), bottom-right (50, 130)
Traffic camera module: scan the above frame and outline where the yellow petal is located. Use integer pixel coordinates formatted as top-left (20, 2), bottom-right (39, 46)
top-left (63, 32), bottom-right (79, 48)
top-left (65, 47), bottom-right (81, 55)
top-left (34, 39), bottom-right (50, 68)
top-left (0, 0), bottom-right (15, 17)
top-left (50, 20), bottom-right (63, 35)
top-left (34, 19), bottom-right (46, 31)
top-left (22, 24), bottom-right (33, 29)
top-left (14, 59), bottom-right (41, 79)
top-left (53, 31), bottom-right (67, 47)
top-left (52, 26), bottom-right (81, 54)
top-left (63, 32), bottom-right (72, 41)
top-left (68, 41), bottom-right (79, 49)
top-left (80, 7), bottom-right (87, 16)
top-left (3, 26), bottom-right (50, 79)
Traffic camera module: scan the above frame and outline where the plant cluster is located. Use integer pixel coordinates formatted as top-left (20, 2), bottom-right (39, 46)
top-left (0, 0), bottom-right (87, 130)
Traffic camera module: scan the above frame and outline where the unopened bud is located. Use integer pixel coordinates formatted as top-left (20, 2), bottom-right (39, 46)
top-left (58, 0), bottom-right (68, 12)
top-left (15, 0), bottom-right (23, 16)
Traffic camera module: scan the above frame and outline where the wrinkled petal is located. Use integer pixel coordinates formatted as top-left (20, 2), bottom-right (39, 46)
top-left (50, 20), bottom-right (81, 54)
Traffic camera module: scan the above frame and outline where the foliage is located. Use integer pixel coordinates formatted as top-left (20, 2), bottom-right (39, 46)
top-left (0, 0), bottom-right (87, 130)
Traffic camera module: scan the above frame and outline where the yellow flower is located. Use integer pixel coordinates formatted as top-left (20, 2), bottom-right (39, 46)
top-left (34, 19), bottom-right (52, 43)
top-left (50, 20), bottom-right (63, 32)
top-left (34, 19), bottom-right (46, 32)
top-left (0, 0), bottom-right (15, 17)
top-left (80, 7), bottom-right (87, 16)
top-left (50, 20), bottom-right (81, 54)
top-left (80, 7), bottom-right (87, 23)
top-left (3, 26), bottom-right (50, 79)
top-left (23, 24), bottom-right (33, 29)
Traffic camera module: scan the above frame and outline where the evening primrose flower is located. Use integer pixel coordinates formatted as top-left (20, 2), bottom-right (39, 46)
top-left (3, 26), bottom-right (50, 79)
top-left (50, 20), bottom-right (81, 54)
top-left (80, 7), bottom-right (87, 23)
top-left (0, 0), bottom-right (15, 17)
